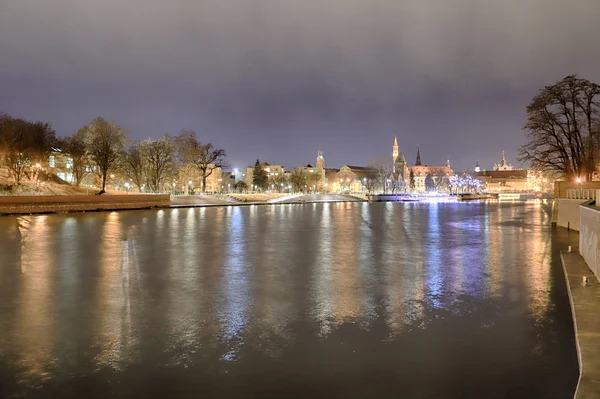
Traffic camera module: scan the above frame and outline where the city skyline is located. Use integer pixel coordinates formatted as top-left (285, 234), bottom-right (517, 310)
top-left (1, 1), bottom-right (599, 171)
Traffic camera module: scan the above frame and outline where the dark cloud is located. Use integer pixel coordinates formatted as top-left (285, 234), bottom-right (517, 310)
top-left (1, 0), bottom-right (599, 169)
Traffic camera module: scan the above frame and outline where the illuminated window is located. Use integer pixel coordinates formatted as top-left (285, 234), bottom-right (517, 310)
top-left (49, 155), bottom-right (55, 168)
top-left (66, 158), bottom-right (73, 169)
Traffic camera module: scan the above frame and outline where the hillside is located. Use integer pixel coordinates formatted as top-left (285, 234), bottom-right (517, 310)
top-left (0, 167), bottom-right (102, 196)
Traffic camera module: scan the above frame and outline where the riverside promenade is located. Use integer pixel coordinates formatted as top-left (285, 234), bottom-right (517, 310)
top-left (561, 250), bottom-right (600, 399)
top-left (0, 194), bottom-right (170, 215)
top-left (0, 193), bottom-right (365, 216)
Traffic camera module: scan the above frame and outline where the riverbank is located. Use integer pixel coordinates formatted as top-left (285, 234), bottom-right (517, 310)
top-left (0, 194), bottom-right (170, 215)
top-left (561, 250), bottom-right (600, 399)
top-left (0, 194), bottom-right (365, 216)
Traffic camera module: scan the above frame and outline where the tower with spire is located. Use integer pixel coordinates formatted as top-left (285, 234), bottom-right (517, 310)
top-left (316, 148), bottom-right (325, 169)
top-left (415, 147), bottom-right (422, 166)
top-left (493, 150), bottom-right (514, 171)
top-left (392, 136), bottom-right (399, 172)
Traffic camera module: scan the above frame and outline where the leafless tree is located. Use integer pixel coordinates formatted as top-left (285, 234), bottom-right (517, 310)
top-left (143, 137), bottom-right (174, 193)
top-left (519, 75), bottom-right (600, 180)
top-left (194, 143), bottom-right (226, 194)
top-left (432, 170), bottom-right (449, 192)
top-left (0, 115), bottom-right (56, 184)
top-left (361, 168), bottom-right (380, 194)
top-left (81, 117), bottom-right (126, 194)
top-left (123, 142), bottom-right (145, 192)
top-left (270, 173), bottom-right (289, 192)
top-left (389, 172), bottom-right (405, 194)
top-left (174, 130), bottom-right (200, 195)
top-left (63, 131), bottom-right (89, 186)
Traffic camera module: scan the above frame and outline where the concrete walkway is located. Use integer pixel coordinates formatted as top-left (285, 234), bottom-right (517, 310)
top-left (561, 251), bottom-right (600, 399)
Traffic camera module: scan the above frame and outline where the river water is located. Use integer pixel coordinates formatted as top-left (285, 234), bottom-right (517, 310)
top-left (0, 201), bottom-right (578, 398)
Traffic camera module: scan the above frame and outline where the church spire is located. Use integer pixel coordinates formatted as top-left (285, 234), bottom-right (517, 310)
top-left (446, 157), bottom-right (450, 168)
top-left (501, 150), bottom-right (506, 166)
top-left (415, 146), bottom-right (422, 166)
top-left (392, 136), bottom-right (399, 173)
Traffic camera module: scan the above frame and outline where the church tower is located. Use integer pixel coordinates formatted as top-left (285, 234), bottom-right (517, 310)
top-left (415, 147), bottom-right (422, 166)
top-left (316, 148), bottom-right (325, 169)
top-left (392, 136), bottom-right (399, 172)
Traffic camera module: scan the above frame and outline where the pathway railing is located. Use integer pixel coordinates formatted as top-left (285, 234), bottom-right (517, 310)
top-left (565, 188), bottom-right (600, 200)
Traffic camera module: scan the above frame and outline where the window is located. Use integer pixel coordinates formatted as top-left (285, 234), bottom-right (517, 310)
top-left (66, 158), bottom-right (73, 169)
top-left (49, 155), bottom-right (55, 168)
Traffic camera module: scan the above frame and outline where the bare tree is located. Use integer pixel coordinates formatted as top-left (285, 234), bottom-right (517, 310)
top-left (174, 130), bottom-right (200, 195)
top-left (194, 143), bottom-right (226, 194)
top-left (290, 169), bottom-right (307, 192)
top-left (271, 173), bottom-right (289, 192)
top-left (63, 132), bottom-right (89, 186)
top-left (4, 147), bottom-right (27, 184)
top-left (0, 115), bottom-right (56, 184)
top-left (432, 170), bottom-right (449, 192)
top-left (81, 117), bottom-right (126, 194)
top-left (143, 137), bottom-right (174, 193)
top-left (123, 142), bottom-right (145, 192)
top-left (368, 156), bottom-right (393, 194)
top-left (389, 172), bottom-right (405, 194)
top-left (361, 168), bottom-right (379, 194)
top-left (519, 75), bottom-right (600, 180)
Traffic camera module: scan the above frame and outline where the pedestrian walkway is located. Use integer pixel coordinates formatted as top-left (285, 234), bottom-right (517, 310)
top-left (561, 251), bottom-right (600, 399)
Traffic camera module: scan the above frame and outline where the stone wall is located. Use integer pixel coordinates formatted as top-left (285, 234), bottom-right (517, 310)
top-left (579, 201), bottom-right (600, 280)
top-left (0, 194), bottom-right (170, 215)
top-left (555, 199), bottom-right (587, 230)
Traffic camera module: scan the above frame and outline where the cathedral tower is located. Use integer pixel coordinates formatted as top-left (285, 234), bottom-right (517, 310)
top-left (415, 147), bottom-right (422, 166)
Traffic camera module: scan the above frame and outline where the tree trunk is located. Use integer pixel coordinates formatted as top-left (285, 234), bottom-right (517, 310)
top-left (201, 174), bottom-right (207, 194)
top-left (100, 172), bottom-right (107, 194)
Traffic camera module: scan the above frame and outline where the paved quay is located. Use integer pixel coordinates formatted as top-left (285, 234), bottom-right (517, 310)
top-left (169, 193), bottom-right (365, 208)
top-left (561, 251), bottom-right (600, 399)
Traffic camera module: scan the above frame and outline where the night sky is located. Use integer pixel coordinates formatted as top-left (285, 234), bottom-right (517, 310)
top-left (1, 1), bottom-right (600, 171)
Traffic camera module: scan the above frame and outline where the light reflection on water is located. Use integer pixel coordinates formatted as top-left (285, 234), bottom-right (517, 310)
top-left (0, 201), bottom-right (577, 398)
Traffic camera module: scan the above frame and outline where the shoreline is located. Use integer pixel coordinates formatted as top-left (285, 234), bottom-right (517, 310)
top-left (0, 196), bottom-right (367, 216)
top-left (560, 250), bottom-right (600, 399)
top-left (0, 194), bottom-right (545, 217)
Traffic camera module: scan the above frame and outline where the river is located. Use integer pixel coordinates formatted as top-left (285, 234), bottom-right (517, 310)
top-left (0, 201), bottom-right (578, 398)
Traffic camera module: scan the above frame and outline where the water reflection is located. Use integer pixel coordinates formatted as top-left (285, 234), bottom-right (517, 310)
top-left (0, 202), bottom-right (577, 398)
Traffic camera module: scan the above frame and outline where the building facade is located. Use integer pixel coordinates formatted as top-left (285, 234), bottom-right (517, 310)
top-left (392, 137), bottom-right (453, 192)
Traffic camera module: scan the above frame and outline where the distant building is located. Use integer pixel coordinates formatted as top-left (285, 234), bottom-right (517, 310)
top-left (316, 148), bottom-right (325, 169)
top-left (393, 136), bottom-right (409, 186)
top-left (298, 149), bottom-right (326, 181)
top-left (474, 160), bottom-right (480, 173)
top-left (475, 169), bottom-right (528, 192)
top-left (493, 150), bottom-right (514, 171)
top-left (245, 163), bottom-right (285, 188)
top-left (393, 139), bottom-right (453, 192)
